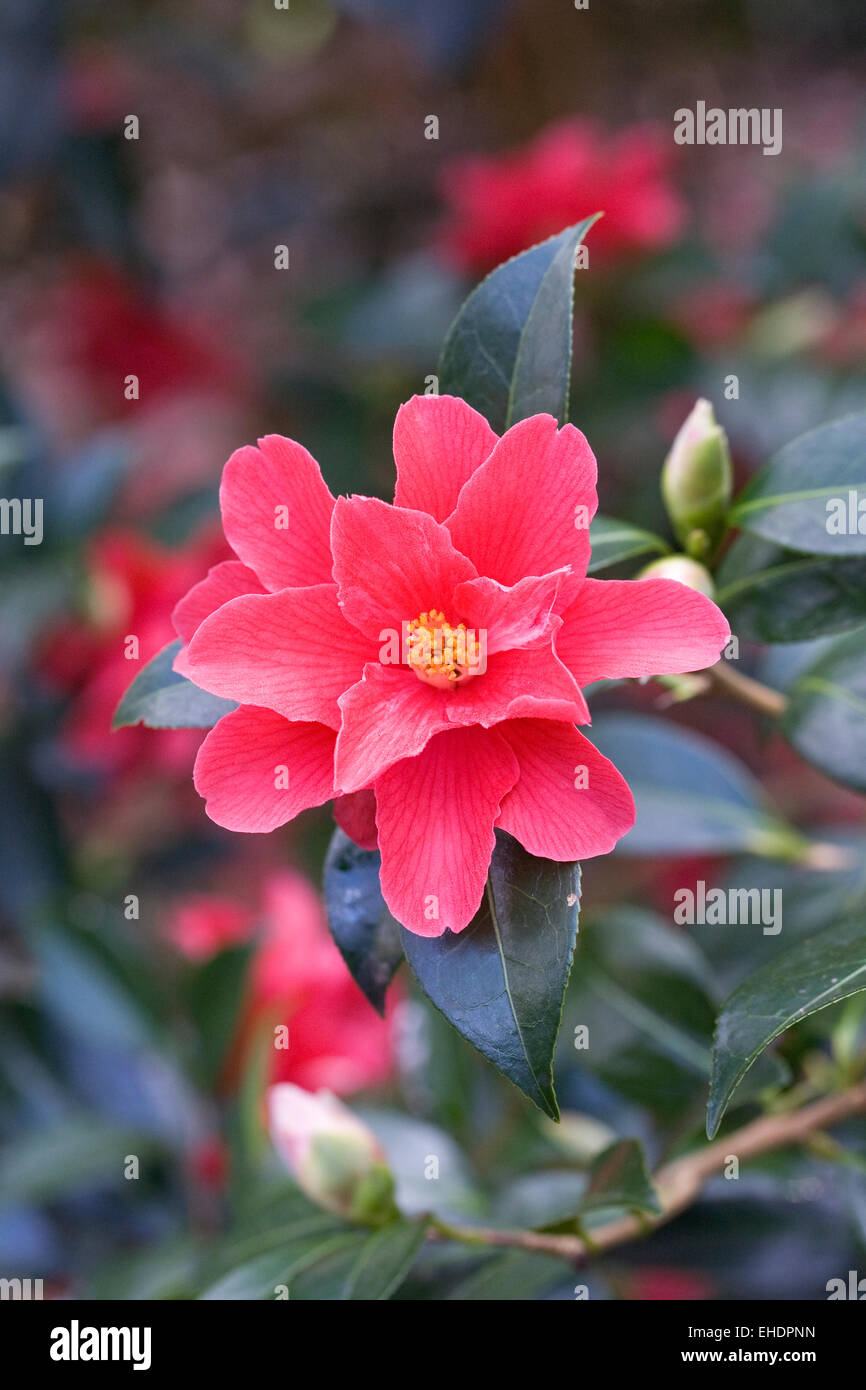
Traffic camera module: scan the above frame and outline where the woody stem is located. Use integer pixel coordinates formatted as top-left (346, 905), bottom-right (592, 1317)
top-left (700, 659), bottom-right (789, 717)
top-left (427, 1081), bottom-right (866, 1263)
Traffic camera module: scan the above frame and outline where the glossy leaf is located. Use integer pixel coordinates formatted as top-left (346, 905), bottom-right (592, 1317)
top-left (199, 1232), bottom-right (364, 1301)
top-left (572, 908), bottom-right (785, 1119)
top-left (287, 1236), bottom-right (375, 1300)
top-left (33, 924), bottom-right (156, 1050)
top-left (401, 832), bottom-right (581, 1119)
top-left (445, 1249), bottom-right (574, 1301)
top-left (589, 714), bottom-right (802, 858)
top-left (716, 532), bottom-right (866, 642)
top-left (729, 412), bottom-right (866, 556)
top-left (340, 1217), bottom-right (428, 1300)
top-left (0, 1117), bottom-right (160, 1204)
top-left (570, 907), bottom-right (715, 1116)
top-left (587, 515), bottom-right (670, 574)
top-left (708, 915), bottom-right (866, 1137)
top-left (322, 829), bottom-right (404, 1014)
top-left (691, 832), bottom-right (866, 990)
top-left (580, 1139), bottom-right (662, 1220)
top-left (439, 216), bottom-right (600, 433)
top-left (113, 639), bottom-right (236, 730)
top-left (782, 626), bottom-right (866, 792)
top-left (494, 1171), bottom-right (589, 1230)
top-left (186, 945), bottom-right (252, 1087)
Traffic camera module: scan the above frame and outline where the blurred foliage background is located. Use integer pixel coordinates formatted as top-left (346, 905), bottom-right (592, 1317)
top-left (1, 0), bottom-right (866, 1300)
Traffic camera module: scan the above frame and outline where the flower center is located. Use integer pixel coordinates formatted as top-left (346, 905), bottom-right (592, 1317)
top-left (406, 609), bottom-right (482, 689)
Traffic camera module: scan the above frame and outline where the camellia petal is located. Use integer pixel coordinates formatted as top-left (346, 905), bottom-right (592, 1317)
top-left (184, 583), bottom-right (376, 729)
top-left (555, 576), bottom-right (731, 686)
top-left (172, 560), bottom-right (265, 676)
top-left (194, 707), bottom-right (336, 833)
top-left (445, 644), bottom-right (590, 728)
top-left (333, 788), bottom-right (378, 851)
top-left (445, 414), bottom-right (597, 586)
top-left (331, 495), bottom-right (478, 640)
top-left (172, 560), bottom-right (265, 646)
top-left (453, 570), bottom-right (567, 655)
top-left (393, 394), bottom-right (499, 521)
top-left (336, 663), bottom-right (453, 793)
top-left (220, 435), bottom-right (336, 592)
top-left (375, 725), bottom-right (520, 936)
top-left (496, 719), bottom-right (635, 860)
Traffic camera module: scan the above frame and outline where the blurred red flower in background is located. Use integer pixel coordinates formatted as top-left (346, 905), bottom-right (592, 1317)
top-left (438, 118), bottom-right (686, 274)
top-left (4, 258), bottom-right (250, 513)
top-left (40, 524), bottom-right (228, 779)
top-left (625, 1267), bottom-right (715, 1301)
top-left (165, 894), bottom-right (255, 962)
top-left (167, 870), bottom-right (395, 1097)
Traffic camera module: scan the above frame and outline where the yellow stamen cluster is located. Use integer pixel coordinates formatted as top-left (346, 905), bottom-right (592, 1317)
top-left (406, 609), bottom-right (480, 689)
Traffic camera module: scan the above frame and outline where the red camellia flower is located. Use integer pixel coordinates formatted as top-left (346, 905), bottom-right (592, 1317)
top-left (167, 871), bottom-right (395, 1095)
top-left (165, 893), bottom-right (255, 962)
top-left (438, 119), bottom-right (686, 274)
top-left (42, 524), bottom-right (228, 779)
top-left (173, 395), bottom-right (729, 938)
top-left (246, 871), bottom-right (394, 1093)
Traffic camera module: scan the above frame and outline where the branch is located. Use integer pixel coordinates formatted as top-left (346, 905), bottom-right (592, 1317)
top-left (429, 1081), bottom-right (866, 1263)
top-left (701, 659), bottom-right (788, 718)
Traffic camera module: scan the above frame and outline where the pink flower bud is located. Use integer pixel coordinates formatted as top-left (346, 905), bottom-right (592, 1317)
top-left (268, 1084), bottom-right (397, 1225)
top-left (638, 554), bottom-right (716, 597)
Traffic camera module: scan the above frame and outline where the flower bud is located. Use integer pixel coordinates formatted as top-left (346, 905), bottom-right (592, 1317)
top-left (268, 1084), bottom-right (397, 1225)
top-left (661, 398), bottom-right (732, 560)
top-left (638, 554), bottom-right (715, 597)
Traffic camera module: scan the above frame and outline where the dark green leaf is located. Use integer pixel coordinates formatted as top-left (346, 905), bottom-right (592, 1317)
top-left (341, 1217), bottom-right (428, 1300)
top-left (0, 1117), bottom-right (161, 1203)
top-left (186, 945), bottom-right (252, 1087)
top-left (708, 915), bottom-right (866, 1137)
top-left (199, 1232), bottom-right (364, 1301)
top-left (590, 714), bottom-right (802, 858)
top-left (322, 829), bottom-right (404, 1014)
top-left (494, 1171), bottom-right (589, 1230)
top-left (495, 1140), bottom-right (660, 1231)
top-left (781, 626), bottom-right (866, 791)
top-left (570, 906), bottom-right (787, 1119)
top-left (729, 412), bottom-right (866, 555)
top-left (401, 832), bottom-right (580, 1119)
top-left (587, 515), bottom-right (669, 573)
top-left (33, 924), bottom-right (155, 1049)
top-left (113, 639), bottom-right (236, 730)
top-left (758, 636), bottom-right (842, 693)
top-left (570, 908), bottom-right (715, 1115)
top-left (691, 834), bottom-right (866, 990)
top-left (287, 1236), bottom-right (373, 1300)
top-left (445, 1249), bottom-right (574, 1300)
top-left (85, 1238), bottom-right (200, 1301)
top-left (716, 532), bottom-right (866, 642)
top-left (438, 216), bottom-right (600, 433)
top-left (0, 756), bottom-right (65, 917)
top-left (0, 558), bottom-right (75, 669)
top-left (581, 1139), bottom-right (662, 1220)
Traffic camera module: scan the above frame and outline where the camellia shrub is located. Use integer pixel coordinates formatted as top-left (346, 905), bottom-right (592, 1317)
top-left (116, 217), bottom-right (866, 1299)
